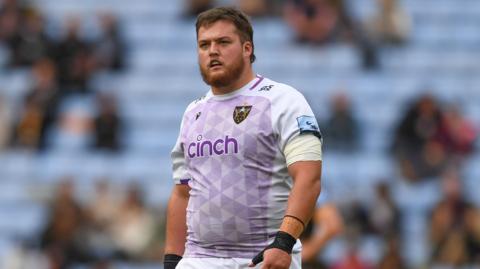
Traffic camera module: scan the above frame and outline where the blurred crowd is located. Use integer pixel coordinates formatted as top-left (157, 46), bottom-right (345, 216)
top-left (3, 179), bottom-right (165, 269)
top-left (392, 95), bottom-right (477, 182)
top-left (0, 0), bottom-right (125, 153)
top-left (186, 0), bottom-right (411, 46)
top-left (321, 92), bottom-right (477, 180)
top-left (317, 93), bottom-right (479, 268)
top-left (186, 0), bottom-right (412, 69)
top-left (0, 0), bottom-right (479, 269)
top-left (0, 0), bottom-right (413, 154)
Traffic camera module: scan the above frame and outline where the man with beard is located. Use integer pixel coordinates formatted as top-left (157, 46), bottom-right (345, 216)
top-left (164, 7), bottom-right (323, 269)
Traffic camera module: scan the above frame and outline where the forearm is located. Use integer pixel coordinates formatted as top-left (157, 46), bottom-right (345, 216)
top-left (165, 186), bottom-right (189, 256)
top-left (281, 177), bottom-right (321, 237)
top-left (281, 161), bottom-right (322, 238)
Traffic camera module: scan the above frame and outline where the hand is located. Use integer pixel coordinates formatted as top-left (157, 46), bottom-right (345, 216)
top-left (249, 231), bottom-right (296, 268)
top-left (249, 248), bottom-right (292, 269)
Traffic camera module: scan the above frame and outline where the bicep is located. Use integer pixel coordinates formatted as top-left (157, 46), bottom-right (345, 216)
top-left (287, 160), bottom-right (322, 184)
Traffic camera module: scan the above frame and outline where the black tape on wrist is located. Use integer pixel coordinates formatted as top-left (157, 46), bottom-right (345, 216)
top-left (164, 254), bottom-right (182, 269)
top-left (267, 231), bottom-right (296, 254)
top-left (250, 231), bottom-right (296, 266)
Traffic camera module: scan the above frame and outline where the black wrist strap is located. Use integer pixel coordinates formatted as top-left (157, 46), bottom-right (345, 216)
top-left (251, 231), bottom-right (297, 266)
top-left (266, 231), bottom-right (296, 254)
top-left (164, 254), bottom-right (182, 269)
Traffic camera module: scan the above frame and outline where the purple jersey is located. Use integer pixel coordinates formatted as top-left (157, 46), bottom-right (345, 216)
top-left (171, 75), bottom-right (319, 258)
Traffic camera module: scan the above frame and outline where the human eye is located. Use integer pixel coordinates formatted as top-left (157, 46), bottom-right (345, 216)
top-left (219, 39), bottom-right (231, 45)
top-left (198, 42), bottom-right (209, 50)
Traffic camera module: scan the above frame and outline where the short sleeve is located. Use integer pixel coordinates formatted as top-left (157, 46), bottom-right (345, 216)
top-left (273, 89), bottom-right (322, 152)
top-left (171, 116), bottom-right (191, 185)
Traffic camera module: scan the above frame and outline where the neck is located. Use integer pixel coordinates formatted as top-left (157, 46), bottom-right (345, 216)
top-left (211, 68), bottom-right (255, 95)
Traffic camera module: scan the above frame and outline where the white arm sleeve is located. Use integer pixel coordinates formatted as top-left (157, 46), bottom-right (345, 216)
top-left (284, 134), bottom-right (323, 166)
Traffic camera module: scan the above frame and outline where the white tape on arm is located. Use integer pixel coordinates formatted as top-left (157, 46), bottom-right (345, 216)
top-left (284, 134), bottom-right (323, 166)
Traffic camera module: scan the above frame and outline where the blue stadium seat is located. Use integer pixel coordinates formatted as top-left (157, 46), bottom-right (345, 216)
top-left (0, 203), bottom-right (47, 238)
top-left (392, 178), bottom-right (442, 212)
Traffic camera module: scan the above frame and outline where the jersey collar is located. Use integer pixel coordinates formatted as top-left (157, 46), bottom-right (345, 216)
top-left (207, 75), bottom-right (263, 101)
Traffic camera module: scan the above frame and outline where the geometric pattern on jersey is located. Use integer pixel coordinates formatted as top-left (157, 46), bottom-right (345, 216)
top-left (181, 95), bottom-right (276, 258)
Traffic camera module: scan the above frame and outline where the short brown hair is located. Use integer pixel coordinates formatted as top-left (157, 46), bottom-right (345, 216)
top-left (196, 7), bottom-right (256, 63)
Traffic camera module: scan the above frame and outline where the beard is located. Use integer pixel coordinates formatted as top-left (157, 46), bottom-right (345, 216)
top-left (199, 55), bottom-right (246, 89)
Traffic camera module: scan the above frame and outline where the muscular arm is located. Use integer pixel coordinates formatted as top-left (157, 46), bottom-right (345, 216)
top-left (281, 160), bottom-right (322, 237)
top-left (254, 161), bottom-right (322, 268)
top-left (165, 184), bottom-right (190, 256)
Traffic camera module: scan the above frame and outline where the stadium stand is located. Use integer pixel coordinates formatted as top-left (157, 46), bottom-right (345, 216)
top-left (0, 0), bottom-right (478, 268)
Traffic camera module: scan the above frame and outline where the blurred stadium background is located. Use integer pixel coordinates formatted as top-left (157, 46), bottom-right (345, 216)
top-left (0, 0), bottom-right (478, 268)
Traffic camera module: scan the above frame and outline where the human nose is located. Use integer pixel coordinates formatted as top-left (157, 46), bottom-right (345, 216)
top-left (208, 42), bottom-right (219, 56)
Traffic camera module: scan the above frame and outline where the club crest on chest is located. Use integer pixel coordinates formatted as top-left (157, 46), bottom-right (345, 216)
top-left (233, 106), bottom-right (252, 124)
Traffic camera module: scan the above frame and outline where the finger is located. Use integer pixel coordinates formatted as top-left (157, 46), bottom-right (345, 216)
top-left (250, 251), bottom-right (264, 266)
top-left (261, 261), bottom-right (275, 269)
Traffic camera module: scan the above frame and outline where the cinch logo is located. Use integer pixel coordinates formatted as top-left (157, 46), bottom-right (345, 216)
top-left (187, 135), bottom-right (239, 158)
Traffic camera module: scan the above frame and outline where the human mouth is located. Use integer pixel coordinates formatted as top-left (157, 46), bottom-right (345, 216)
top-left (209, 60), bottom-right (223, 69)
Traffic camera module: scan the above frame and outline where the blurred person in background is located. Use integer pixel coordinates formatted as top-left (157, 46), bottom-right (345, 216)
top-left (336, 181), bottom-right (402, 268)
top-left (48, 97), bottom-right (94, 152)
top-left (0, 0), bottom-right (31, 21)
top-left (0, 0), bottom-right (45, 65)
top-left (11, 58), bottom-right (60, 150)
top-left (238, 0), bottom-right (286, 17)
top-left (111, 183), bottom-right (156, 261)
top-left (183, 0), bottom-right (214, 17)
top-left (364, 0), bottom-right (411, 45)
top-left (341, 200), bottom-right (372, 236)
top-left (435, 104), bottom-right (477, 160)
top-left (2, 241), bottom-right (50, 269)
top-left (392, 94), bottom-right (447, 181)
top-left (94, 12), bottom-right (126, 71)
top-left (283, 0), bottom-right (379, 69)
top-left (93, 92), bottom-right (123, 151)
top-left (87, 180), bottom-right (119, 231)
top-left (0, 94), bottom-right (12, 150)
top-left (392, 95), bottom-right (477, 182)
top-left (376, 235), bottom-right (405, 269)
top-left (236, 0), bottom-right (269, 17)
top-left (329, 233), bottom-right (373, 269)
top-left (321, 92), bottom-right (359, 152)
top-left (8, 10), bottom-right (53, 67)
top-left (0, 4), bottom-right (21, 50)
top-left (82, 180), bottom-right (119, 261)
top-left (283, 0), bottom-right (353, 44)
top-left (429, 169), bottom-right (480, 267)
top-left (54, 16), bottom-right (96, 94)
top-left (40, 179), bottom-right (87, 268)
top-left (11, 95), bottom-right (45, 150)
top-left (368, 182), bottom-right (400, 237)
top-left (300, 191), bottom-right (344, 269)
